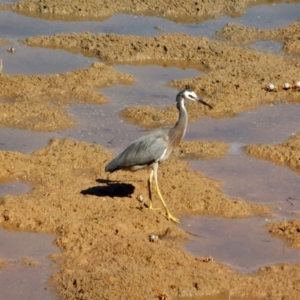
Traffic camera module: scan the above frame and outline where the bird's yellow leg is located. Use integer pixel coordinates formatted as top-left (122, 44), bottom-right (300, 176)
top-left (147, 169), bottom-right (160, 211)
top-left (153, 163), bottom-right (180, 223)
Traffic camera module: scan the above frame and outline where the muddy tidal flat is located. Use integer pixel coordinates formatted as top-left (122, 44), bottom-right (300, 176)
top-left (1, 1), bottom-right (300, 300)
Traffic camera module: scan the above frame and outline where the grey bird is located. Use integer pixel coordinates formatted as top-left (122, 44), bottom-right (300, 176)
top-left (105, 86), bottom-right (213, 223)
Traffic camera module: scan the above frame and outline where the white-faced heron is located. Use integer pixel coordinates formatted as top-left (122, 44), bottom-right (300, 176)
top-left (105, 86), bottom-right (213, 223)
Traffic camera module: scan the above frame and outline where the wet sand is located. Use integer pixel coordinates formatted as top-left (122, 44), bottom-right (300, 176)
top-left (1, 1), bottom-right (300, 299)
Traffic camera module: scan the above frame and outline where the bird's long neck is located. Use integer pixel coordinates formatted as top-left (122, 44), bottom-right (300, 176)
top-left (169, 96), bottom-right (188, 148)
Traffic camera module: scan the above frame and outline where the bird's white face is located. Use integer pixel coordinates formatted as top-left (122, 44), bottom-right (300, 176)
top-left (181, 88), bottom-right (213, 109)
top-left (183, 90), bottom-right (200, 101)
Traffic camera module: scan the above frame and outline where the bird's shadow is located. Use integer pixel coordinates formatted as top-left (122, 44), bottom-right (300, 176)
top-left (81, 179), bottom-right (135, 198)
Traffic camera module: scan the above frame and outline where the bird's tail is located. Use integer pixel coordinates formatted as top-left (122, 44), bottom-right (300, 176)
top-left (105, 159), bottom-right (118, 173)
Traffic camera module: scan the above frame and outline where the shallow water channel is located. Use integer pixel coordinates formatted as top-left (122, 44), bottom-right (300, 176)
top-left (1, 2), bottom-right (300, 299)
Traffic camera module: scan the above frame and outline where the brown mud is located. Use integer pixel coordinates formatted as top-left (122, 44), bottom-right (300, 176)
top-left (246, 133), bottom-right (300, 175)
top-left (1, 0), bottom-right (300, 299)
top-left (0, 0), bottom-right (268, 21)
top-left (217, 19), bottom-right (300, 55)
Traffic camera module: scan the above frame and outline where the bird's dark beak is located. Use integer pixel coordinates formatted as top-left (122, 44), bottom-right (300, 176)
top-left (198, 98), bottom-right (213, 109)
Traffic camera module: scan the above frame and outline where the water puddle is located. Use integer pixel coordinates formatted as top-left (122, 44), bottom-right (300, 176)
top-left (183, 103), bottom-right (300, 271)
top-left (0, 42), bottom-right (97, 75)
top-left (0, 127), bottom-right (58, 153)
top-left (187, 103), bottom-right (300, 145)
top-left (250, 41), bottom-right (283, 54)
top-left (190, 151), bottom-right (300, 215)
top-left (0, 228), bottom-right (60, 300)
top-left (181, 216), bottom-right (300, 272)
top-left (186, 104), bottom-right (300, 215)
top-left (0, 181), bottom-right (31, 196)
top-left (0, 3), bottom-right (299, 40)
top-left (111, 65), bottom-right (201, 107)
top-left (0, 0), bottom-right (19, 3)
top-left (231, 3), bottom-right (300, 30)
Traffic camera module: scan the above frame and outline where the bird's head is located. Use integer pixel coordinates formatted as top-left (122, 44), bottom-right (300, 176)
top-left (179, 85), bottom-right (213, 109)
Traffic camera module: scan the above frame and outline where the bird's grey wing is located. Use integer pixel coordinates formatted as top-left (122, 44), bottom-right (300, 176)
top-left (107, 133), bottom-right (168, 171)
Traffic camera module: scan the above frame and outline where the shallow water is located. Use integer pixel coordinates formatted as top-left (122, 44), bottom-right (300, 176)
top-left (0, 43), bottom-right (97, 75)
top-left (250, 40), bottom-right (283, 54)
top-left (0, 265), bottom-right (58, 300)
top-left (182, 216), bottom-right (300, 272)
top-left (0, 228), bottom-right (59, 300)
top-left (1, 1), bottom-right (300, 298)
top-left (190, 151), bottom-right (300, 214)
top-left (0, 181), bottom-right (31, 196)
top-left (0, 3), bottom-right (299, 40)
top-left (0, 127), bottom-right (58, 153)
top-left (187, 103), bottom-right (300, 145)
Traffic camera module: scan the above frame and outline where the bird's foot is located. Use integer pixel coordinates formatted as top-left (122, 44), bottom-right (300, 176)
top-left (147, 201), bottom-right (161, 211)
top-left (163, 211), bottom-right (180, 224)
